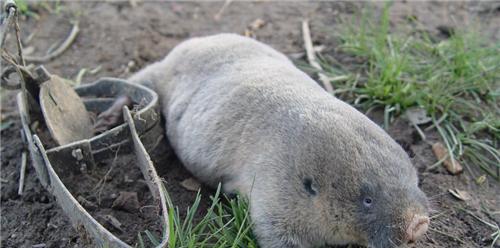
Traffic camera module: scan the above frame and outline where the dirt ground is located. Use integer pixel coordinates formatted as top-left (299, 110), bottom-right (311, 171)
top-left (1, 1), bottom-right (499, 248)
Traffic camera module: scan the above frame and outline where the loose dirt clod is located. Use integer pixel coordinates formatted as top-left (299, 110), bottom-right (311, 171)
top-left (111, 191), bottom-right (140, 213)
top-left (432, 142), bottom-right (463, 174)
top-left (77, 196), bottom-right (98, 211)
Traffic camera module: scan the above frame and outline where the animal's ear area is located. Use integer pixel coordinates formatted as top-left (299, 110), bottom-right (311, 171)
top-left (303, 177), bottom-right (318, 196)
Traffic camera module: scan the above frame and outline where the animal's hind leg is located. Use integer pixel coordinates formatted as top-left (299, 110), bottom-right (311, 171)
top-left (94, 95), bottom-right (132, 133)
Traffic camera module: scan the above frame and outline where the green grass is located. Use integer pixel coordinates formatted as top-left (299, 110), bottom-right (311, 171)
top-left (13, 0), bottom-right (38, 18)
top-left (137, 184), bottom-right (257, 248)
top-left (319, 3), bottom-right (500, 180)
top-left (12, 0), bottom-right (64, 18)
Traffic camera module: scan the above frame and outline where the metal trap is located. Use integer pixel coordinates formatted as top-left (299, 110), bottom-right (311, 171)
top-left (17, 69), bottom-right (169, 247)
top-left (1, 1), bottom-right (169, 247)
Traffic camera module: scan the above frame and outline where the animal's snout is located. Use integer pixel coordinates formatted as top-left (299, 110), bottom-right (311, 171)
top-left (405, 214), bottom-right (429, 242)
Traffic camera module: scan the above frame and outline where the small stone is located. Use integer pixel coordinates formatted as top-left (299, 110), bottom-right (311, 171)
top-left (127, 60), bottom-right (136, 68)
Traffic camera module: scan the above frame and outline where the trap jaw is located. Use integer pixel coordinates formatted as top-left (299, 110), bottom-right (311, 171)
top-left (2, 1), bottom-right (168, 245)
top-left (16, 68), bottom-right (170, 247)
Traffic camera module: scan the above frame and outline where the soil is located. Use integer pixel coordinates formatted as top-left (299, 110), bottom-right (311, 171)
top-left (61, 153), bottom-right (161, 246)
top-left (1, 1), bottom-right (499, 248)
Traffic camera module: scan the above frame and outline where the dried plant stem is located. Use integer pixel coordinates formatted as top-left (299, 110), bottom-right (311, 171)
top-left (302, 20), bottom-right (333, 94)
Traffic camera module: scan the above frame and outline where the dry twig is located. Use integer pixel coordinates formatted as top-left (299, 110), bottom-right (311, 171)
top-left (17, 151), bottom-right (27, 195)
top-left (25, 21), bottom-right (79, 63)
top-left (214, 0), bottom-right (232, 20)
top-left (302, 20), bottom-right (333, 94)
top-left (94, 145), bottom-right (121, 204)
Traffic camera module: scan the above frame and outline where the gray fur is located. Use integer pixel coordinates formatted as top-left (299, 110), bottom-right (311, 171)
top-left (128, 34), bottom-right (429, 248)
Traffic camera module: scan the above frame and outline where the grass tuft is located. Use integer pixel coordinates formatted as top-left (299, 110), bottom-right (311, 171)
top-left (319, 3), bottom-right (500, 179)
top-left (137, 184), bottom-right (257, 248)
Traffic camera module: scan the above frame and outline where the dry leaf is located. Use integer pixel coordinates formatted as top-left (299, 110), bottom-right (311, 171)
top-left (180, 177), bottom-right (201, 192)
top-left (448, 189), bottom-right (471, 201)
top-left (111, 191), bottom-right (140, 212)
top-left (406, 107), bottom-right (431, 125)
top-left (432, 142), bottom-right (463, 174)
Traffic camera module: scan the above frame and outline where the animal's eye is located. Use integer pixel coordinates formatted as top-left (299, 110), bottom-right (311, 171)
top-left (303, 178), bottom-right (317, 196)
top-left (363, 197), bottom-right (373, 207)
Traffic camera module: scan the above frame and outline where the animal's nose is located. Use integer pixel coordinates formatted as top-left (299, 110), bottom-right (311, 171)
top-left (405, 214), bottom-right (429, 242)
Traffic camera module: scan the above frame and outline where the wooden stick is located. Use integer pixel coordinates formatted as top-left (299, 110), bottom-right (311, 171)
top-left (13, 10), bottom-right (25, 66)
top-left (25, 21), bottom-right (79, 63)
top-left (214, 0), bottom-right (232, 20)
top-left (302, 20), bottom-right (334, 94)
top-left (0, 1), bottom-right (17, 49)
top-left (18, 151), bottom-right (27, 195)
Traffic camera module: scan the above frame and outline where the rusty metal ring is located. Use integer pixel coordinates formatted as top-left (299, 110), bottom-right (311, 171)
top-left (3, 0), bottom-right (17, 11)
top-left (0, 65), bottom-right (21, 89)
